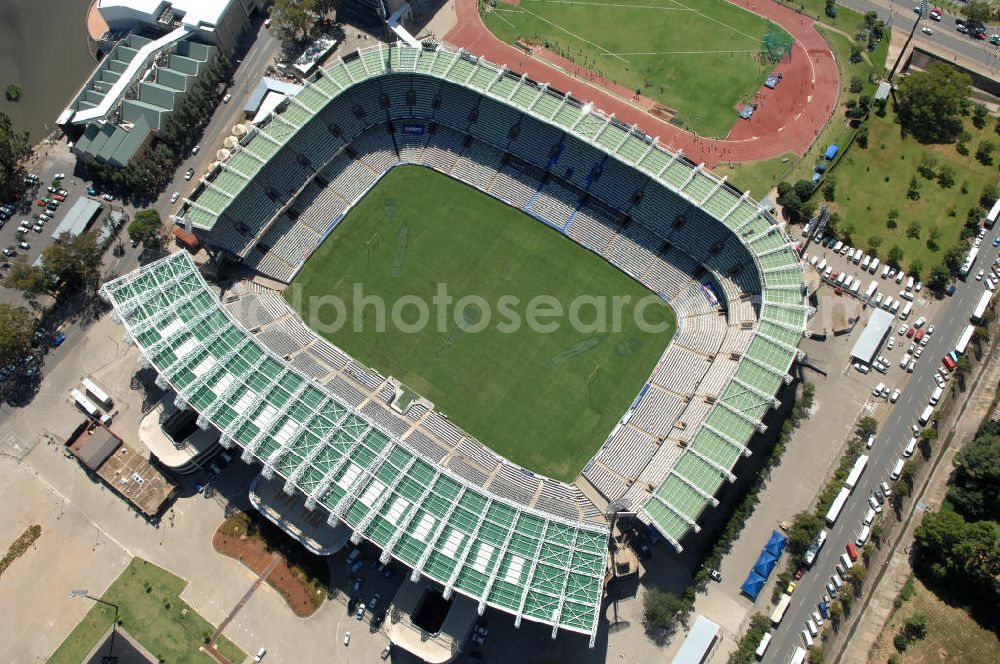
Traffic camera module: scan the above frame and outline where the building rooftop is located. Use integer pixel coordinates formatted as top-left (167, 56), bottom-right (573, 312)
top-left (50, 197), bottom-right (103, 240)
top-left (850, 309), bottom-right (894, 364)
top-left (98, 0), bottom-right (233, 30)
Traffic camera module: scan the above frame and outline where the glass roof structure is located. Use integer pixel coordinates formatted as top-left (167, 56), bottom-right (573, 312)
top-left (100, 252), bottom-right (610, 642)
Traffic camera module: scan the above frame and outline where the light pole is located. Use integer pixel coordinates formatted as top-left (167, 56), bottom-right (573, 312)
top-left (70, 590), bottom-right (120, 664)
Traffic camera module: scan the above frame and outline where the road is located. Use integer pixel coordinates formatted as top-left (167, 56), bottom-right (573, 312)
top-left (837, 0), bottom-right (1000, 71)
top-left (764, 228), bottom-right (999, 662)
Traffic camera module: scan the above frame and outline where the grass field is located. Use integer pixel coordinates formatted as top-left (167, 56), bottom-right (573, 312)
top-left (870, 576), bottom-right (1000, 664)
top-left (286, 166), bottom-right (675, 481)
top-left (825, 110), bottom-right (996, 277)
top-left (48, 558), bottom-right (244, 664)
top-left (481, 0), bottom-right (789, 138)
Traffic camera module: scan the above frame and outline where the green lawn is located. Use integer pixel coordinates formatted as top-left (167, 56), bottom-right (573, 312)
top-left (824, 110), bottom-right (997, 277)
top-left (713, 152), bottom-right (797, 200)
top-left (481, 0), bottom-right (789, 138)
top-left (286, 166), bottom-right (674, 481)
top-left (48, 559), bottom-right (244, 664)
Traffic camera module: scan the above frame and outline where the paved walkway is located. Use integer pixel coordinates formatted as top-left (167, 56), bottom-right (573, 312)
top-left (443, 0), bottom-right (839, 166)
top-left (837, 342), bottom-right (1000, 663)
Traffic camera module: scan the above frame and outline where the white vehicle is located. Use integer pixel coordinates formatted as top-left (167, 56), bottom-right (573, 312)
top-left (810, 255), bottom-right (819, 266)
top-left (825, 487), bottom-right (851, 526)
top-left (817, 258), bottom-right (828, 272)
top-left (866, 434), bottom-right (876, 449)
top-left (899, 289), bottom-right (914, 302)
top-left (771, 593), bottom-right (793, 625)
top-left (890, 388), bottom-right (900, 403)
top-left (896, 271), bottom-right (905, 285)
top-left (904, 437), bottom-right (917, 457)
top-left (891, 458), bottom-right (905, 480)
top-left (802, 629), bottom-right (814, 648)
top-left (844, 454), bottom-right (869, 490)
top-left (930, 386), bottom-right (943, 406)
top-left (900, 355), bottom-right (909, 369)
top-left (900, 301), bottom-right (912, 320)
top-left (868, 494), bottom-right (882, 513)
top-left (861, 255), bottom-right (871, 270)
top-left (803, 529), bottom-right (827, 566)
top-left (875, 293), bottom-right (884, 307)
top-left (977, 269), bottom-right (985, 281)
top-left (887, 336), bottom-right (895, 350)
top-left (823, 265), bottom-right (833, 279)
top-left (856, 525), bottom-right (871, 546)
top-left (254, 647), bottom-right (267, 662)
top-left (344, 632), bottom-right (350, 646)
top-left (755, 632), bottom-right (773, 658)
top-left (855, 362), bottom-right (871, 375)
top-left (872, 382), bottom-right (885, 398)
top-left (833, 240), bottom-right (844, 252)
top-left (883, 296), bottom-right (894, 311)
top-left (908, 358), bottom-right (916, 373)
top-left (906, 276), bottom-right (914, 291)
top-left (812, 610), bottom-right (824, 627)
top-left (831, 572), bottom-right (844, 589)
top-left (170, 191), bottom-right (180, 203)
top-left (927, 325), bottom-right (934, 336)
top-left (870, 257), bottom-right (880, 274)
top-left (919, 405), bottom-right (934, 426)
top-left (987, 278), bottom-right (996, 292)
top-left (934, 372), bottom-right (945, 388)
top-left (805, 618), bottom-right (818, 637)
top-left (864, 507), bottom-right (877, 526)
top-left (914, 316), bottom-right (926, 328)
top-left (881, 264), bottom-right (891, 279)
top-left (898, 324), bottom-right (907, 335)
top-left (790, 647), bottom-right (808, 664)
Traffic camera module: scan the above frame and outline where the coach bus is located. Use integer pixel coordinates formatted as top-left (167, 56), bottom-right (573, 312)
top-left (844, 454), bottom-right (869, 490)
top-left (972, 290), bottom-right (993, 322)
top-left (987, 198), bottom-right (1000, 229)
top-left (803, 529), bottom-right (827, 567)
top-left (959, 246), bottom-right (979, 278)
top-left (71, 389), bottom-right (100, 419)
top-left (771, 592), bottom-right (793, 626)
top-left (825, 487), bottom-right (851, 526)
top-left (81, 377), bottom-right (112, 409)
top-left (956, 324), bottom-right (975, 356)
top-left (789, 647), bottom-right (808, 664)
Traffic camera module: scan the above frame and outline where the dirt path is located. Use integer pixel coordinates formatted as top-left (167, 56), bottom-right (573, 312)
top-left (444, 0), bottom-right (840, 167)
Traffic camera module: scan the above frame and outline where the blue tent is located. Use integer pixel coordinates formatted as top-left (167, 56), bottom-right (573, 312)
top-left (825, 144), bottom-right (840, 160)
top-left (752, 550), bottom-right (778, 578)
top-left (740, 571), bottom-right (766, 600)
top-left (764, 530), bottom-right (788, 558)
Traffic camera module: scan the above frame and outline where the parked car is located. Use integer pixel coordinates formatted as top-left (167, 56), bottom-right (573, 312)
top-left (171, 191), bottom-right (180, 203)
top-left (53, 172), bottom-right (66, 180)
top-left (185, 168), bottom-right (194, 180)
top-left (102, 193), bottom-right (115, 201)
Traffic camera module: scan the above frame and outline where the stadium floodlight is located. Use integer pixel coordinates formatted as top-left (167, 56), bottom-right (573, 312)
top-left (70, 590), bottom-right (120, 663)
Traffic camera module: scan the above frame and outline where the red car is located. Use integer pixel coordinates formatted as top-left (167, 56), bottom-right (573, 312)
top-left (846, 543), bottom-right (859, 561)
top-left (794, 567), bottom-right (806, 580)
top-left (52, 194), bottom-right (66, 202)
top-left (943, 355), bottom-right (956, 370)
top-left (915, 329), bottom-right (925, 343)
top-left (906, 327), bottom-right (915, 338)
top-left (35, 199), bottom-right (46, 207)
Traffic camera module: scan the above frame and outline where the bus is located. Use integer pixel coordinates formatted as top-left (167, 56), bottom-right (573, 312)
top-left (81, 377), bottom-right (112, 409)
top-left (825, 487), bottom-right (851, 526)
top-left (789, 646), bottom-right (807, 664)
top-left (956, 324), bottom-right (975, 355)
top-left (987, 198), bottom-right (1000, 228)
top-left (844, 454), bottom-right (869, 490)
top-left (771, 593), bottom-right (793, 625)
top-left (755, 632), bottom-right (773, 659)
top-left (71, 389), bottom-right (100, 418)
top-left (803, 529), bottom-right (827, 566)
top-left (972, 290), bottom-right (993, 322)
top-left (960, 246), bottom-right (979, 278)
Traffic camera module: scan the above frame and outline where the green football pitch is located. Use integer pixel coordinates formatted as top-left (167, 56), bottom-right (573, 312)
top-left (482, 0), bottom-right (790, 138)
top-left (286, 166), bottom-right (675, 482)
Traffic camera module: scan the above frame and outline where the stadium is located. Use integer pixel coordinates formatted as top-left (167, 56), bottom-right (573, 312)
top-left (99, 43), bottom-right (807, 646)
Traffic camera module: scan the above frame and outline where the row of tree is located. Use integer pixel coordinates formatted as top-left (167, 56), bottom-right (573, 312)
top-left (269, 0), bottom-right (341, 47)
top-left (913, 420), bottom-right (1000, 617)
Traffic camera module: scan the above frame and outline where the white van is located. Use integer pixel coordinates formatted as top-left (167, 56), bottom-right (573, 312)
top-left (839, 552), bottom-right (853, 570)
top-left (906, 276), bottom-right (914, 291)
top-left (872, 382), bottom-right (885, 397)
top-left (881, 264), bottom-right (891, 279)
top-left (831, 572), bottom-right (844, 589)
top-left (904, 437), bottom-right (917, 457)
top-left (823, 266), bottom-right (833, 279)
top-left (802, 629), bottom-right (814, 648)
top-left (870, 257), bottom-right (880, 274)
top-left (833, 240), bottom-right (844, 252)
top-left (864, 507), bottom-right (877, 525)
top-left (899, 290), bottom-right (914, 302)
top-left (891, 458), bottom-right (905, 480)
top-left (883, 296), bottom-right (894, 311)
top-left (861, 255), bottom-right (871, 270)
top-left (856, 524), bottom-right (871, 546)
top-left (851, 279), bottom-right (861, 294)
top-left (890, 300), bottom-right (901, 315)
top-left (817, 258), bottom-right (828, 272)
top-left (805, 618), bottom-right (818, 637)
top-left (919, 405), bottom-right (934, 425)
top-left (900, 301), bottom-right (913, 320)
top-left (854, 251), bottom-right (863, 265)
top-left (896, 271), bottom-right (905, 285)
top-left (930, 386), bottom-right (943, 406)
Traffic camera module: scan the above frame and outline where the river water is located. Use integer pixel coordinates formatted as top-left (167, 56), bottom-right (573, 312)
top-left (0, 0), bottom-right (97, 144)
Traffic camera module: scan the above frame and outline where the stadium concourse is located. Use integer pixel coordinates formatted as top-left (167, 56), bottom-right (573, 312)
top-left (102, 44), bottom-right (807, 645)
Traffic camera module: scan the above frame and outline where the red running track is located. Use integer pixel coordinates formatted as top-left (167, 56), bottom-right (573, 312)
top-left (444, 0), bottom-right (839, 168)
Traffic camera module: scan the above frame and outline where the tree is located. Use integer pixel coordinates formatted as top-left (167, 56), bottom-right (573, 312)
top-left (907, 176), bottom-right (922, 200)
top-left (4, 83), bottom-right (21, 102)
top-left (904, 613), bottom-right (929, 641)
top-left (727, 614), bottom-right (771, 664)
top-left (128, 209), bottom-right (163, 248)
top-left (897, 62), bottom-right (972, 143)
top-left (955, 355), bottom-right (972, 380)
top-left (867, 235), bottom-right (882, 255)
top-left (0, 303), bottom-right (35, 371)
top-left (973, 103), bottom-right (989, 129)
top-left (961, 0), bottom-right (993, 30)
top-left (913, 508), bottom-right (1000, 606)
top-left (943, 244), bottom-right (965, 272)
top-left (850, 75), bottom-right (863, 93)
top-left (918, 153), bottom-right (938, 179)
top-left (906, 220), bottom-right (921, 239)
top-left (857, 416), bottom-right (878, 438)
top-left (929, 264), bottom-right (949, 291)
top-left (0, 110), bottom-right (32, 200)
top-left (268, 0), bottom-right (318, 45)
top-left (6, 233), bottom-right (101, 301)
top-left (927, 225), bottom-right (942, 251)
top-left (786, 511), bottom-right (825, 561)
top-left (981, 183), bottom-right (1000, 209)
top-left (937, 164), bottom-right (955, 188)
top-left (948, 430), bottom-right (1000, 521)
top-left (643, 587), bottom-right (688, 631)
top-left (909, 260), bottom-right (923, 281)
top-left (823, 178), bottom-right (836, 202)
top-left (976, 140), bottom-right (996, 166)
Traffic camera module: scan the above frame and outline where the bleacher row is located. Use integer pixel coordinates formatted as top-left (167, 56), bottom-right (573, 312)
top-left (172, 48), bottom-right (805, 551)
top-left (220, 283), bottom-right (600, 522)
top-left (211, 112), bottom-right (768, 513)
